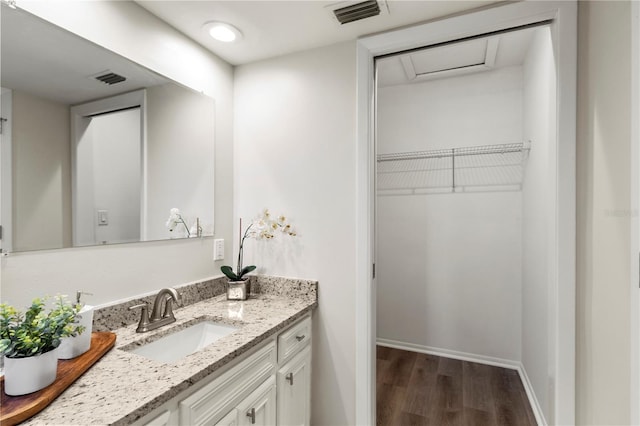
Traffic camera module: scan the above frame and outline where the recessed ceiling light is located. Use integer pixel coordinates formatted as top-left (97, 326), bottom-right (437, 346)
top-left (202, 21), bottom-right (243, 43)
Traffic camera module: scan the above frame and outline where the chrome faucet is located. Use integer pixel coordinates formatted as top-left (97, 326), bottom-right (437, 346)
top-left (129, 287), bottom-right (182, 333)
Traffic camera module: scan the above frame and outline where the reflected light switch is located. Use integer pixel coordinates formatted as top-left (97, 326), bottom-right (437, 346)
top-left (97, 210), bottom-right (109, 226)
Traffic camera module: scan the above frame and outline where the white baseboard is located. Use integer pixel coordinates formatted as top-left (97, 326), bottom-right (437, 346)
top-left (515, 361), bottom-right (547, 426)
top-left (376, 338), bottom-right (546, 426)
top-left (377, 338), bottom-right (520, 369)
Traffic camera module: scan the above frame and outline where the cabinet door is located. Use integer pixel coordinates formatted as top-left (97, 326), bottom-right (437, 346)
top-left (141, 409), bottom-right (172, 426)
top-left (277, 346), bottom-right (311, 426)
top-left (237, 377), bottom-right (276, 426)
top-left (215, 409), bottom-right (239, 426)
top-left (179, 342), bottom-right (276, 426)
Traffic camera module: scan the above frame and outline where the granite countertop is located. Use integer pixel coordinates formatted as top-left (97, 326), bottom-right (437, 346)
top-left (23, 277), bottom-right (317, 425)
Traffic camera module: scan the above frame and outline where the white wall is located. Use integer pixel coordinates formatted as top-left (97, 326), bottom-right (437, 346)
top-left (11, 90), bottom-right (71, 251)
top-left (234, 42), bottom-right (357, 426)
top-left (376, 67), bottom-right (523, 362)
top-left (146, 84), bottom-right (215, 241)
top-left (521, 26), bottom-right (556, 423)
top-left (577, 1), bottom-right (632, 424)
top-left (377, 192), bottom-right (522, 361)
top-left (377, 67), bottom-right (525, 153)
top-left (1, 1), bottom-right (234, 308)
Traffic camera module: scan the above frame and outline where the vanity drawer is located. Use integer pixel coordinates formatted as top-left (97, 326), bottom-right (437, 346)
top-left (277, 316), bottom-right (311, 364)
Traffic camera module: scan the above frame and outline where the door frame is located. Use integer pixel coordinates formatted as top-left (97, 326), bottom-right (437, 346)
top-left (630, 1), bottom-right (640, 424)
top-left (0, 88), bottom-right (13, 253)
top-left (355, 2), bottom-right (577, 424)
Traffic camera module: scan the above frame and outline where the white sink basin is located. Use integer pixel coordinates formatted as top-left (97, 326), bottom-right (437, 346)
top-left (128, 321), bottom-right (238, 363)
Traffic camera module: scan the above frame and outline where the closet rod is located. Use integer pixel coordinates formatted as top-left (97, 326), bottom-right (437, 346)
top-left (374, 20), bottom-right (553, 62)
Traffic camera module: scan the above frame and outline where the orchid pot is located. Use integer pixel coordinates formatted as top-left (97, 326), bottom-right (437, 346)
top-left (226, 279), bottom-right (251, 301)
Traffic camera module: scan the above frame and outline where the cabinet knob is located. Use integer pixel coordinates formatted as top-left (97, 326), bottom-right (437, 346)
top-left (286, 372), bottom-right (294, 386)
top-left (246, 407), bottom-right (256, 424)
top-left (295, 334), bottom-right (305, 342)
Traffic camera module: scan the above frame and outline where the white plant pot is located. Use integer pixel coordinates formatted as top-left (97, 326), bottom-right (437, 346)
top-left (58, 305), bottom-right (94, 359)
top-left (3, 347), bottom-right (59, 396)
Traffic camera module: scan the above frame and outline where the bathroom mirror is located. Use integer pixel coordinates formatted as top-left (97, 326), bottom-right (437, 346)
top-left (0, 5), bottom-right (215, 252)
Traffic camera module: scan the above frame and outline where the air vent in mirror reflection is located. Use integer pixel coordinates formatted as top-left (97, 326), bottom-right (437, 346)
top-left (94, 72), bottom-right (126, 85)
top-left (333, 0), bottom-right (381, 24)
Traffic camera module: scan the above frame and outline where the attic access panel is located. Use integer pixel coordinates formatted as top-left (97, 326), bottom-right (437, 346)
top-left (400, 37), bottom-right (499, 82)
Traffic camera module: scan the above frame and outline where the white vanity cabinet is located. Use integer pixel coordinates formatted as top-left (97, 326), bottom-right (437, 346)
top-left (276, 317), bottom-right (312, 426)
top-left (179, 342), bottom-right (276, 425)
top-left (236, 377), bottom-right (277, 425)
top-left (214, 409), bottom-right (239, 426)
top-left (276, 346), bottom-right (311, 426)
top-left (135, 314), bottom-right (312, 426)
top-left (213, 377), bottom-right (277, 426)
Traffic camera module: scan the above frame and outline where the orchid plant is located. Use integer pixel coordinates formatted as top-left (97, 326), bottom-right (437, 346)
top-left (221, 208), bottom-right (297, 282)
top-left (166, 208), bottom-right (190, 237)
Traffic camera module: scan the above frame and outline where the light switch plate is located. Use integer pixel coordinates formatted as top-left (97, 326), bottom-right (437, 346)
top-left (97, 210), bottom-right (109, 226)
top-left (213, 239), bottom-right (224, 261)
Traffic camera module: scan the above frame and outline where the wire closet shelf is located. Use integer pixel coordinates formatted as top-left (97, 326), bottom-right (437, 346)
top-left (377, 141), bottom-right (531, 195)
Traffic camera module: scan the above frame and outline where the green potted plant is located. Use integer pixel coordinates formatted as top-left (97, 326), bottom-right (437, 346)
top-left (221, 209), bottom-right (297, 300)
top-left (0, 295), bottom-right (85, 396)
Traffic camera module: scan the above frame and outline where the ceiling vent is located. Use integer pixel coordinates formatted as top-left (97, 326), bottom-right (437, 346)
top-left (328, 0), bottom-right (388, 25)
top-left (93, 71), bottom-right (127, 86)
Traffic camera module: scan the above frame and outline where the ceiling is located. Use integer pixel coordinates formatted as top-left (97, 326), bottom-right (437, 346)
top-left (134, 0), bottom-right (503, 66)
top-left (1, 4), bottom-right (169, 105)
top-left (1, 1), bottom-right (530, 106)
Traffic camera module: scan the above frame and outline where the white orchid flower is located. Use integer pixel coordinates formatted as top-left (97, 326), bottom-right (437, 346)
top-left (220, 208), bottom-right (297, 282)
top-left (166, 208), bottom-right (181, 230)
top-left (166, 208), bottom-right (189, 236)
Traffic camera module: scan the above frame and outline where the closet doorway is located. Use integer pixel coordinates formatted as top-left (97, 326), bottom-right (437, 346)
top-left (375, 24), bottom-right (557, 425)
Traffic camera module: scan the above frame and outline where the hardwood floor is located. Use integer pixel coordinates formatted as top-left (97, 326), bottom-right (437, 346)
top-left (376, 346), bottom-right (537, 426)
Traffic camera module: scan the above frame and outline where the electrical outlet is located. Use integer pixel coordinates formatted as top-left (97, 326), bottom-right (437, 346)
top-left (213, 239), bottom-right (224, 261)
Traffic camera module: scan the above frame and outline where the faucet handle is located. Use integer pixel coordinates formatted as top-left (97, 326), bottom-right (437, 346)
top-left (129, 302), bottom-right (150, 333)
top-left (164, 298), bottom-right (176, 320)
top-left (129, 302), bottom-right (149, 311)
top-left (163, 291), bottom-right (183, 319)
